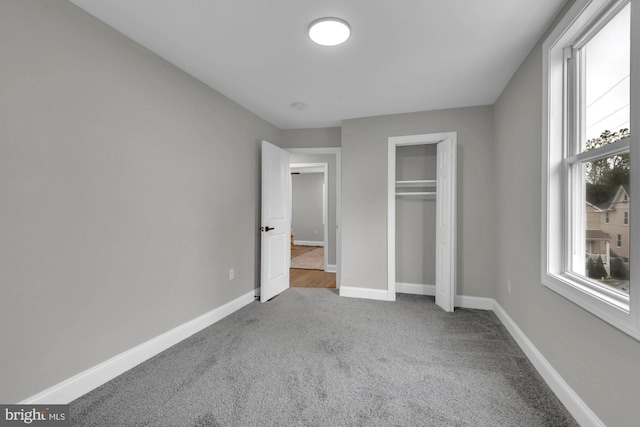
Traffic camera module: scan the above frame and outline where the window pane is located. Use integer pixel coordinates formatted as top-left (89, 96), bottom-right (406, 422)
top-left (584, 3), bottom-right (630, 146)
top-left (584, 154), bottom-right (630, 294)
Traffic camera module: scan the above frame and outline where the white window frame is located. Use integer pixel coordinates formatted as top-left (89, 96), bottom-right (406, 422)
top-left (542, 0), bottom-right (640, 340)
top-left (625, 211), bottom-right (629, 225)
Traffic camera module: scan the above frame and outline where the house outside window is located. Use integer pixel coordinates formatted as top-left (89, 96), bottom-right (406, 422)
top-left (542, 0), bottom-right (637, 338)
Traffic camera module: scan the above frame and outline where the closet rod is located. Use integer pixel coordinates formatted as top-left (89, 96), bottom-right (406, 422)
top-left (395, 180), bottom-right (437, 188)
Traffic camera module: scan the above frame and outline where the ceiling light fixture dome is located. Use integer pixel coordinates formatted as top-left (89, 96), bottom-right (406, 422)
top-left (308, 17), bottom-right (351, 46)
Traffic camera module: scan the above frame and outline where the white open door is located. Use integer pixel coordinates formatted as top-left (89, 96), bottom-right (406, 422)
top-left (260, 140), bottom-right (291, 302)
top-left (435, 138), bottom-right (456, 312)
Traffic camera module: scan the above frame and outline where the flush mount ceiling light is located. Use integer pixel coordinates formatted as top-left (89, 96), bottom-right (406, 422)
top-left (308, 17), bottom-right (351, 46)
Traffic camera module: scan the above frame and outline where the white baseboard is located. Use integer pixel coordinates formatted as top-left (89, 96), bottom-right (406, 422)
top-left (20, 290), bottom-right (256, 405)
top-left (394, 284), bottom-right (493, 310)
top-left (492, 301), bottom-right (604, 427)
top-left (326, 264), bottom-right (337, 273)
top-left (294, 240), bottom-right (324, 247)
top-left (455, 294), bottom-right (494, 310)
top-left (21, 283), bottom-right (602, 426)
top-left (339, 286), bottom-right (394, 301)
top-left (396, 282), bottom-right (435, 295)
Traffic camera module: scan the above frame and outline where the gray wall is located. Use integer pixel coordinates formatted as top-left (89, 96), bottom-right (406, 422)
top-left (396, 145), bottom-right (437, 285)
top-left (281, 128), bottom-right (341, 148)
top-left (0, 0), bottom-right (281, 403)
top-left (493, 1), bottom-right (640, 425)
top-left (341, 107), bottom-right (495, 296)
top-left (292, 173), bottom-right (324, 244)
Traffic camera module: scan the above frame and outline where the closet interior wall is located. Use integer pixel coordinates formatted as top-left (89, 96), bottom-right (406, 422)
top-left (396, 144), bottom-right (438, 286)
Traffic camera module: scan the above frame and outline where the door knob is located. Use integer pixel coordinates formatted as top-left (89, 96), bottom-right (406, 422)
top-left (261, 226), bottom-right (275, 232)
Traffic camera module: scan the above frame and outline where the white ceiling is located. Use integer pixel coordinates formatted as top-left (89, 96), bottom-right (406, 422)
top-left (69, 0), bottom-right (566, 129)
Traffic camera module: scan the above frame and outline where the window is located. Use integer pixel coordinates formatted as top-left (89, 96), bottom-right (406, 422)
top-left (543, 0), bottom-right (639, 339)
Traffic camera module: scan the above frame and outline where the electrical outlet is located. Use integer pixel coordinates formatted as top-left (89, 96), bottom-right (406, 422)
top-left (507, 280), bottom-right (512, 294)
top-left (229, 268), bottom-right (235, 280)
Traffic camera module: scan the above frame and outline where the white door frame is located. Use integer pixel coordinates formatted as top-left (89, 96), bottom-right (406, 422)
top-left (388, 132), bottom-right (457, 307)
top-left (288, 148), bottom-right (342, 288)
top-left (290, 163), bottom-right (329, 272)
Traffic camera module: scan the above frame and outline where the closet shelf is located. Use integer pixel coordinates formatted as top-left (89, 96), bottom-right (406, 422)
top-left (396, 191), bottom-right (437, 197)
top-left (395, 180), bottom-right (437, 188)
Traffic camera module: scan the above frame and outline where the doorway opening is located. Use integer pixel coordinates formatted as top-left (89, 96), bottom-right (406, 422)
top-left (288, 148), bottom-right (341, 290)
top-left (289, 163), bottom-right (335, 288)
top-left (259, 144), bottom-right (341, 300)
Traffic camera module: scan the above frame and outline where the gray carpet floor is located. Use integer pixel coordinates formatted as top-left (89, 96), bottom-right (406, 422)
top-left (70, 288), bottom-right (578, 426)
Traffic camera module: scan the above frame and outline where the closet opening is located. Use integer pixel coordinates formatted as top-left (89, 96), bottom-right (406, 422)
top-left (387, 133), bottom-right (457, 311)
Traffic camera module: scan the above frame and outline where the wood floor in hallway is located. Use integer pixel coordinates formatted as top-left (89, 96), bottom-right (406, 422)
top-left (290, 244), bottom-right (335, 288)
top-left (290, 268), bottom-right (336, 288)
